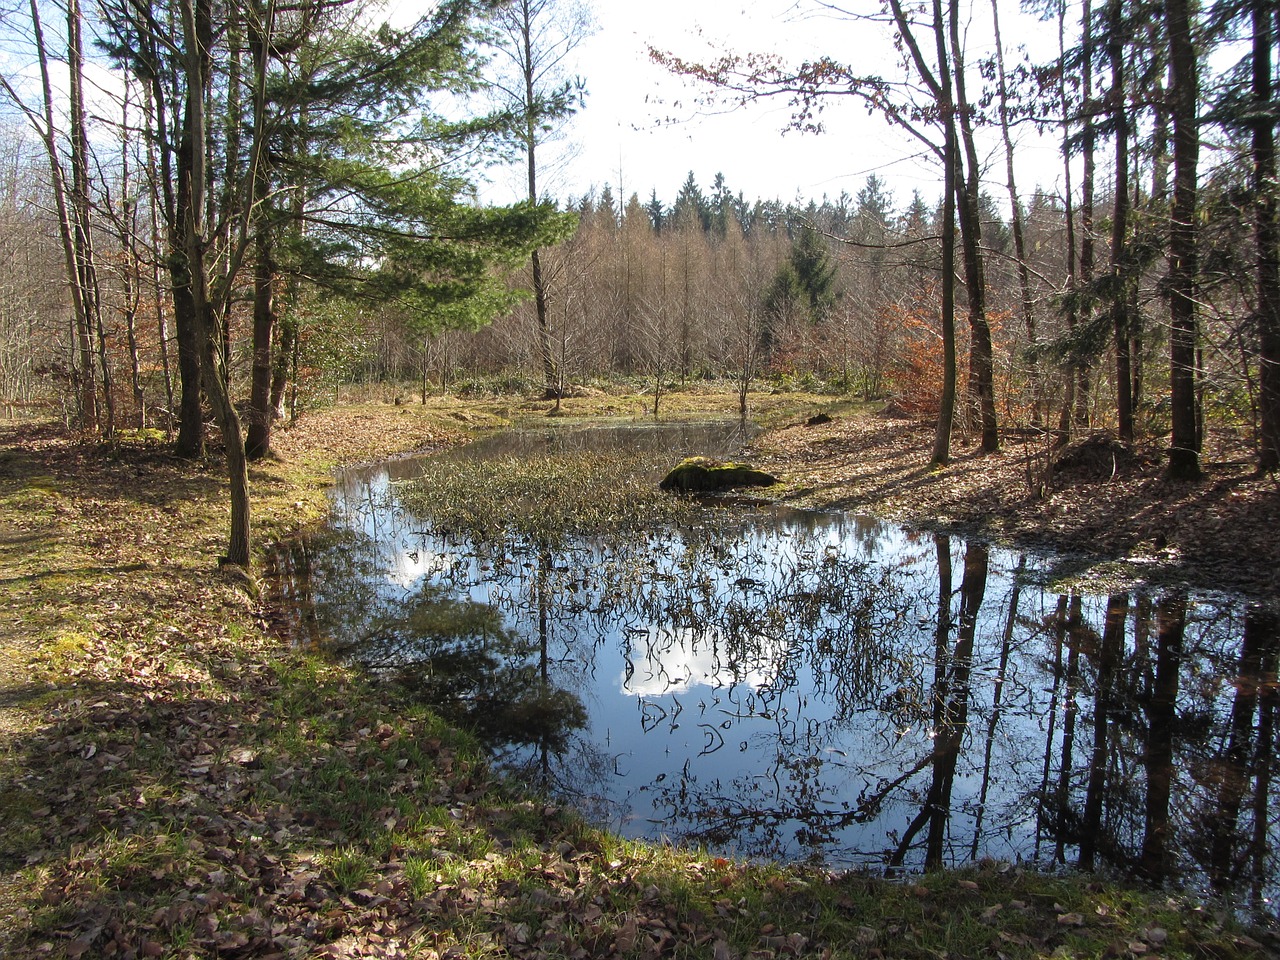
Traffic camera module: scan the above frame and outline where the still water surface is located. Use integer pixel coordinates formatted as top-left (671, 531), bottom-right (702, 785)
top-left (270, 421), bottom-right (1279, 915)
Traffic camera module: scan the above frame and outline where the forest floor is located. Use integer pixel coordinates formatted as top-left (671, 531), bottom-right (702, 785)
top-left (0, 387), bottom-right (1276, 960)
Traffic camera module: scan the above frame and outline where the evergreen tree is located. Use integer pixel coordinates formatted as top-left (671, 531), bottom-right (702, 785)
top-left (671, 171), bottom-right (710, 231)
top-left (645, 189), bottom-right (665, 232)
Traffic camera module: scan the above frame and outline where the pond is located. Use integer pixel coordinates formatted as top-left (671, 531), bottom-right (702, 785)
top-left (269, 420), bottom-right (1280, 918)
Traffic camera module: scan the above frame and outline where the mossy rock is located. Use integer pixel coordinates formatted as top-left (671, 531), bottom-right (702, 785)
top-left (659, 457), bottom-right (779, 493)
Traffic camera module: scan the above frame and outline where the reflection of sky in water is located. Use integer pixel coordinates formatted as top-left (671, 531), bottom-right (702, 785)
top-left (620, 626), bottom-right (787, 695)
top-left (271, 423), bottom-right (1277, 918)
top-left (385, 547), bottom-right (454, 588)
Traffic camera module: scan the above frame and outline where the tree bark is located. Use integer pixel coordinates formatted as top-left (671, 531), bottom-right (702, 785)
top-left (1166, 0), bottom-right (1202, 479)
top-left (246, 229), bottom-right (276, 460)
top-left (991, 0), bottom-right (1038, 423)
top-left (144, 91), bottom-right (176, 430)
top-left (245, 7), bottom-right (276, 461)
top-left (181, 0), bottom-right (250, 565)
top-left (1077, 0), bottom-right (1098, 430)
top-left (1056, 0), bottom-right (1079, 442)
top-left (25, 0), bottom-right (97, 430)
top-left (951, 1), bottom-right (998, 453)
top-left (67, 0), bottom-right (114, 437)
top-left (1107, 0), bottom-right (1134, 444)
top-left (1254, 0), bottom-right (1280, 471)
top-left (514, 0), bottom-right (558, 397)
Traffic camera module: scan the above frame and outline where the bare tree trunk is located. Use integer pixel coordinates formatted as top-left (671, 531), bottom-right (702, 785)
top-left (181, 0), bottom-right (250, 566)
top-left (1254, 0), bottom-right (1280, 472)
top-left (991, 0), bottom-right (1038, 423)
top-left (246, 230), bottom-right (276, 459)
top-left (951, 4), bottom-right (998, 453)
top-left (67, 0), bottom-right (116, 438)
top-left (1166, 0), bottom-right (1202, 479)
top-left (511, 0), bottom-right (558, 397)
top-left (245, 5), bottom-right (276, 461)
top-left (116, 82), bottom-right (147, 428)
top-left (1077, 0), bottom-right (1097, 431)
top-left (1056, 0), bottom-right (1079, 442)
top-left (1108, 0), bottom-right (1134, 444)
top-left (21, 0), bottom-right (97, 430)
top-left (144, 45), bottom-right (206, 458)
top-left (532, 248), bottom-right (557, 394)
top-left (143, 85), bottom-right (176, 432)
top-left (269, 313), bottom-right (296, 418)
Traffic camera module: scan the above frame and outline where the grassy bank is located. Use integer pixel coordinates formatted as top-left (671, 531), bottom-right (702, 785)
top-left (0, 392), bottom-right (1273, 959)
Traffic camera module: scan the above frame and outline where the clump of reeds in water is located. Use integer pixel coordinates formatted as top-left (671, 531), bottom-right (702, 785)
top-left (400, 452), bottom-right (697, 546)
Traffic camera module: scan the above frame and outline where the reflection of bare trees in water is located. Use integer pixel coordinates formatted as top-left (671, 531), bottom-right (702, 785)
top-left (1140, 595), bottom-right (1186, 882)
top-left (1028, 589), bottom-right (1280, 915)
top-left (888, 539), bottom-right (987, 871)
top-left (1202, 605), bottom-right (1280, 906)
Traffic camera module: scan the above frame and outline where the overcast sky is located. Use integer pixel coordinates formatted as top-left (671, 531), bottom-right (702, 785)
top-left (483, 0), bottom-right (1068, 216)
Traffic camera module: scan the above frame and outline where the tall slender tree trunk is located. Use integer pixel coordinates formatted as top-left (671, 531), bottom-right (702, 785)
top-left (143, 86), bottom-right (176, 430)
top-left (885, 0), bottom-right (958, 464)
top-left (1254, 0), bottom-right (1280, 471)
top-left (1166, 0), bottom-right (1202, 479)
top-left (514, 0), bottom-right (557, 397)
top-left (991, 0), bottom-right (1038, 423)
top-left (1077, 0), bottom-right (1097, 430)
top-left (931, 0), bottom-right (959, 466)
top-left (181, 0), bottom-right (250, 566)
top-left (933, 137), bottom-right (959, 462)
top-left (246, 8), bottom-right (277, 461)
top-left (951, 5), bottom-right (998, 453)
top-left (67, 0), bottom-right (116, 437)
top-left (246, 229), bottom-right (277, 459)
top-left (1057, 0), bottom-right (1080, 442)
top-left (1136, 101), bottom-right (1171, 422)
top-left (1108, 0), bottom-right (1134, 444)
top-left (164, 86), bottom-right (206, 456)
top-left (26, 0), bottom-right (97, 430)
top-left (118, 82), bottom-right (147, 428)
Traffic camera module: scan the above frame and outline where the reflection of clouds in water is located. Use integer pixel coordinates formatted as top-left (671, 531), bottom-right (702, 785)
top-left (385, 548), bottom-right (453, 588)
top-left (621, 626), bottom-right (786, 696)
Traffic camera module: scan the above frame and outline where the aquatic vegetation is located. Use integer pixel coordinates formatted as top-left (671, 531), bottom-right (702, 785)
top-left (400, 451), bottom-right (698, 545)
